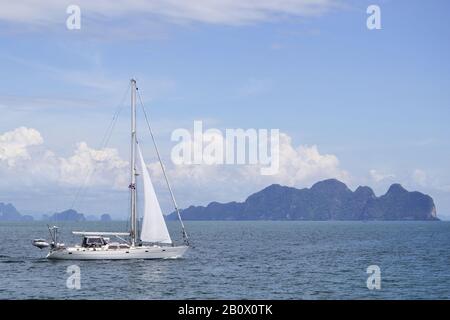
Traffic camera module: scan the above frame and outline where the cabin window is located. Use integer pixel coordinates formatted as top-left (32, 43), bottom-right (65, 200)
top-left (82, 236), bottom-right (105, 247)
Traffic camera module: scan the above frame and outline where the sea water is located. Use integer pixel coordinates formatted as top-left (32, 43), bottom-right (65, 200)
top-left (0, 221), bottom-right (449, 299)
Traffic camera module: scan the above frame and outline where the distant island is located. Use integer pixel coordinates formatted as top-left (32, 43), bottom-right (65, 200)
top-left (1, 179), bottom-right (439, 221)
top-left (168, 179), bottom-right (439, 221)
top-left (0, 203), bottom-right (34, 221)
top-left (0, 204), bottom-right (112, 222)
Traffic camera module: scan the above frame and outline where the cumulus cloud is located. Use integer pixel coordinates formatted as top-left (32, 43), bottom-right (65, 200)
top-left (0, 127), bottom-right (128, 190)
top-left (148, 131), bottom-right (349, 204)
top-left (274, 133), bottom-right (349, 185)
top-left (0, 127), bottom-right (43, 166)
top-left (0, 126), bottom-right (348, 212)
top-left (369, 169), bottom-right (395, 183)
top-left (58, 142), bottom-right (128, 188)
top-left (0, 0), bottom-right (340, 29)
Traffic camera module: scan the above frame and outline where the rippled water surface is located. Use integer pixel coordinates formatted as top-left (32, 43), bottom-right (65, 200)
top-left (0, 221), bottom-right (449, 299)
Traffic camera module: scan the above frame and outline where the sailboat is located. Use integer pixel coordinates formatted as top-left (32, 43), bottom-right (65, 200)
top-left (32, 79), bottom-right (189, 260)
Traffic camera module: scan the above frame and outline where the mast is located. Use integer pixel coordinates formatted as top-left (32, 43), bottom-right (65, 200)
top-left (129, 79), bottom-right (138, 246)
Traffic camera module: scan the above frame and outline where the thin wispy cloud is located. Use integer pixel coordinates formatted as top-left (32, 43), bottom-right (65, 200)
top-left (0, 95), bottom-right (100, 112)
top-left (0, 0), bottom-right (341, 31)
top-left (3, 54), bottom-right (122, 91)
top-left (238, 78), bottom-right (272, 97)
top-left (1, 52), bottom-right (178, 110)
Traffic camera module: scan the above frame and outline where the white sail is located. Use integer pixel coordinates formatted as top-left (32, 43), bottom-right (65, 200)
top-left (137, 144), bottom-right (172, 244)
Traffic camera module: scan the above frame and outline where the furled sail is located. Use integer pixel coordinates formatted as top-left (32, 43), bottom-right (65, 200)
top-left (137, 144), bottom-right (172, 244)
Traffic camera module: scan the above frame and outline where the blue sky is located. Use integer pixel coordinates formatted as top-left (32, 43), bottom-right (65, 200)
top-left (1, 0), bottom-right (449, 219)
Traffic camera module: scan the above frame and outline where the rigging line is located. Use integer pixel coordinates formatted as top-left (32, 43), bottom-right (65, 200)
top-left (100, 84), bottom-right (130, 149)
top-left (69, 84), bottom-right (130, 212)
top-left (71, 87), bottom-right (129, 211)
top-left (47, 85), bottom-right (131, 237)
top-left (137, 89), bottom-right (190, 246)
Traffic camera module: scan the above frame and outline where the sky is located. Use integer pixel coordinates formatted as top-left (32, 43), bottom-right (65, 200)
top-left (0, 0), bottom-right (449, 220)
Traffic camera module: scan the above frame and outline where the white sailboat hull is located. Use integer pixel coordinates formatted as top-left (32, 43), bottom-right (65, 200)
top-left (46, 245), bottom-right (188, 260)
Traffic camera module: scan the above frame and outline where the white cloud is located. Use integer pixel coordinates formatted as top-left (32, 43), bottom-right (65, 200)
top-left (369, 169), bottom-right (395, 183)
top-left (147, 131), bottom-right (349, 205)
top-left (0, 127), bottom-right (43, 166)
top-left (58, 142), bottom-right (128, 188)
top-left (0, 127), bottom-right (128, 189)
top-left (411, 169), bottom-right (427, 187)
top-left (0, 0), bottom-right (340, 29)
top-left (0, 126), bottom-right (348, 213)
top-left (274, 133), bottom-right (349, 185)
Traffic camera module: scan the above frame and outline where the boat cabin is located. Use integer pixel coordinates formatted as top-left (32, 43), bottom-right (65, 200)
top-left (81, 236), bottom-right (107, 248)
